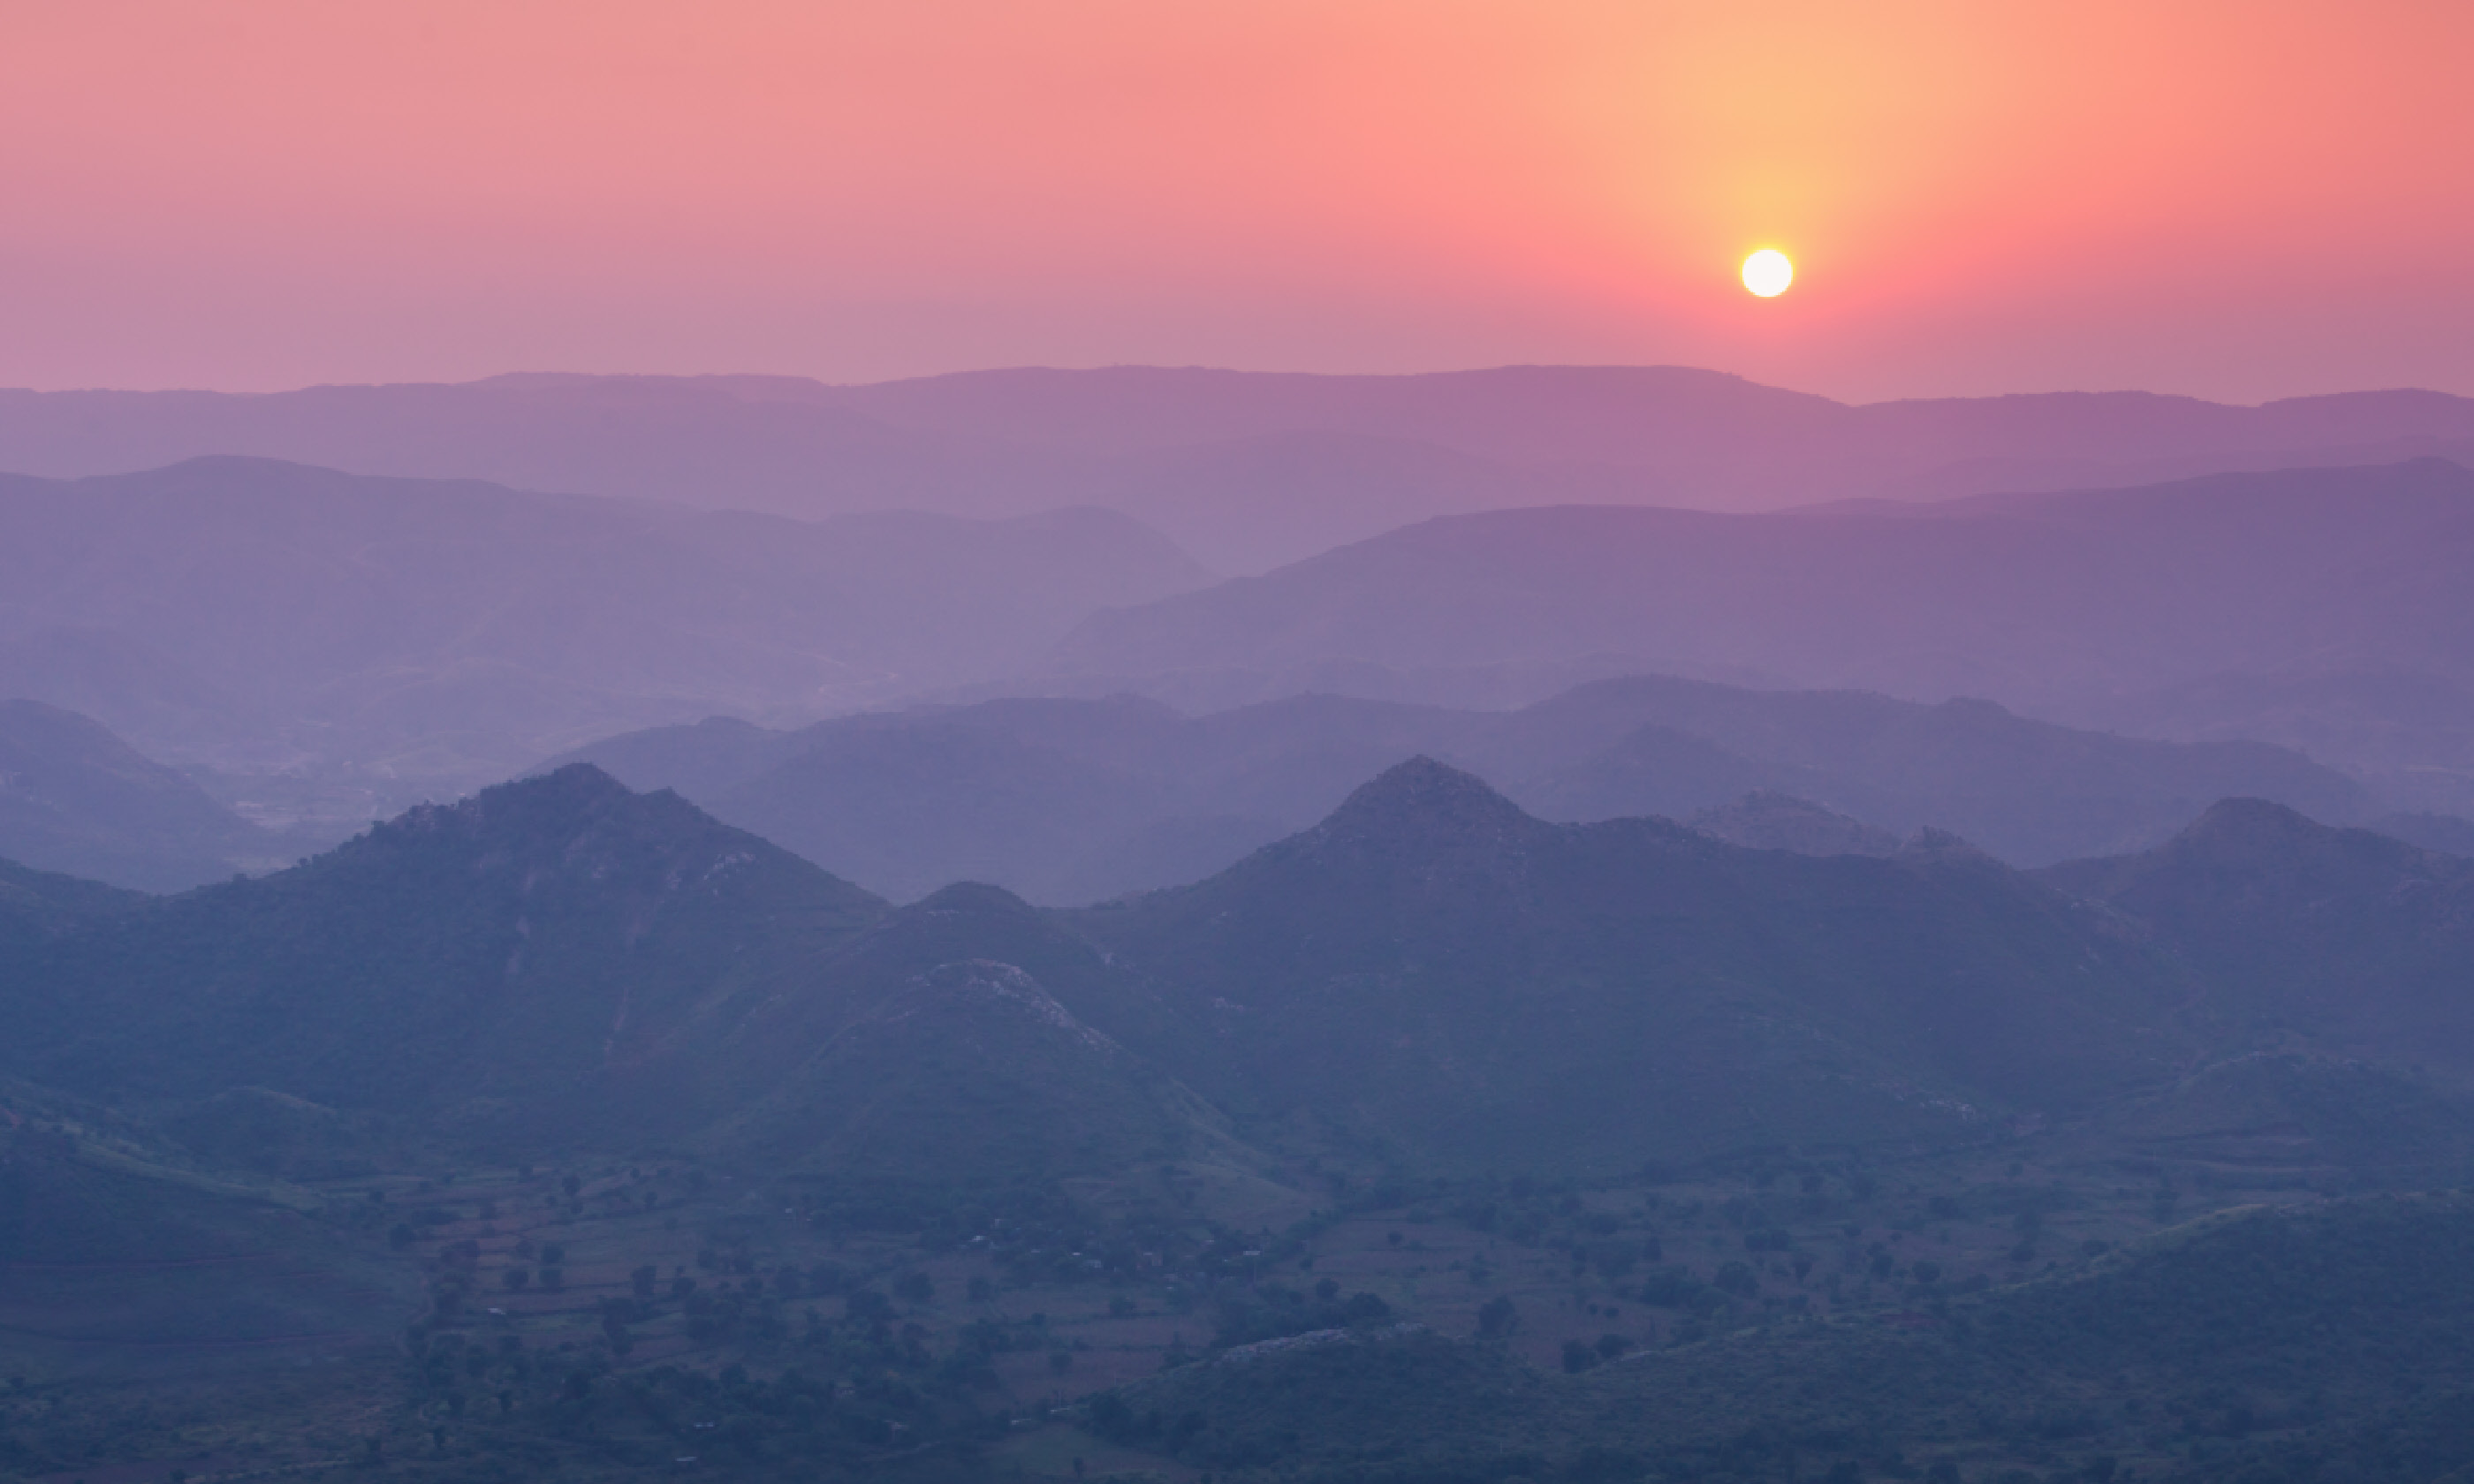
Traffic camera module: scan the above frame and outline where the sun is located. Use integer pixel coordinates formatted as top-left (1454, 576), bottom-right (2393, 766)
top-left (1742, 249), bottom-right (1794, 298)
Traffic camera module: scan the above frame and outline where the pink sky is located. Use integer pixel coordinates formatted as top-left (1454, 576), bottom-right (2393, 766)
top-left (4, 1), bottom-right (2468, 401)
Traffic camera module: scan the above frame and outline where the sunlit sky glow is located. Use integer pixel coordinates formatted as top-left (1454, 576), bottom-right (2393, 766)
top-left (3, 1), bottom-right (2468, 400)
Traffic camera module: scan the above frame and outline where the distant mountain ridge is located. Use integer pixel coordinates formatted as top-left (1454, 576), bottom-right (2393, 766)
top-left (550, 674), bottom-right (2372, 903)
top-left (5, 367), bottom-right (2472, 572)
top-left (0, 698), bottom-right (285, 890)
top-left (3, 757), bottom-right (2468, 1182)
top-left (1053, 459), bottom-right (2474, 805)
top-left (0, 457), bottom-right (1210, 823)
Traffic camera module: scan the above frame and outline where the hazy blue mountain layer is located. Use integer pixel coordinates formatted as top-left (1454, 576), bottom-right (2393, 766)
top-left (553, 675), bottom-right (2369, 902)
top-left (0, 457), bottom-right (1210, 821)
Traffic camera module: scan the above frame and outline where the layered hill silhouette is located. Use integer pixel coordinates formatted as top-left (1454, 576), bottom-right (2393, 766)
top-left (553, 675), bottom-right (2370, 903)
top-left (1065, 759), bottom-right (2197, 1170)
top-left (4, 761), bottom-right (2465, 1185)
top-left (2040, 799), bottom-right (2474, 1084)
top-left (1057, 461), bottom-right (2474, 733)
top-left (0, 766), bottom-right (890, 1138)
top-left (7, 368), bottom-right (2474, 572)
top-left (0, 698), bottom-right (286, 890)
top-left (0, 457), bottom-right (1210, 820)
top-left (0, 769), bottom-right (1229, 1177)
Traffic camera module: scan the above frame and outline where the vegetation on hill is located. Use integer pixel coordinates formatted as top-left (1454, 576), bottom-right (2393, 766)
top-left (0, 755), bottom-right (2469, 1481)
top-left (0, 765), bottom-right (889, 1140)
top-left (2040, 798), bottom-right (2474, 1084)
top-left (1071, 758), bottom-right (2196, 1171)
top-left (1093, 1193), bottom-right (2474, 1482)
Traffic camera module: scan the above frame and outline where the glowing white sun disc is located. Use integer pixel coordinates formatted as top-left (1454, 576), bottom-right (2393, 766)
top-left (1742, 249), bottom-right (1794, 298)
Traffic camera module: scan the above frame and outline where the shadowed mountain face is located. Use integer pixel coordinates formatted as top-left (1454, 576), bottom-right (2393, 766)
top-left (0, 458), bottom-right (1210, 822)
top-left (5, 368), bottom-right (2473, 572)
top-left (0, 769), bottom-right (1226, 1177)
top-left (1066, 760), bottom-right (2197, 1170)
top-left (0, 1109), bottom-right (422, 1374)
top-left (0, 766), bottom-right (892, 1134)
top-left (0, 761), bottom-right (2209, 1177)
top-left (2040, 799), bottom-right (2474, 1086)
top-left (713, 949), bottom-right (1242, 1181)
top-left (0, 698), bottom-right (282, 890)
top-left (0, 857), bottom-right (147, 955)
top-left (554, 676), bottom-right (2367, 903)
top-left (0, 756), bottom-right (2465, 1194)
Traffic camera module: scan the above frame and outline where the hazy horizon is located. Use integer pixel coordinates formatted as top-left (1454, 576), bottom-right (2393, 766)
top-left (17, 360), bottom-right (2471, 408)
top-left (7, 8), bottom-right (2473, 1481)
top-left (8, 4), bottom-right (2472, 402)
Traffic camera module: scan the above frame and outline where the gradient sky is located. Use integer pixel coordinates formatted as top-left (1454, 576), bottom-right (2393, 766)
top-left (4, 1), bottom-right (2468, 401)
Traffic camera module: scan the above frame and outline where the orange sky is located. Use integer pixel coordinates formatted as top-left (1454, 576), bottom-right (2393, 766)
top-left (3, 1), bottom-right (2467, 400)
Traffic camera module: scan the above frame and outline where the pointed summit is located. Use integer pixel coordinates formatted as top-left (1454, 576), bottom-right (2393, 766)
top-left (1310, 756), bottom-right (1542, 852)
top-left (2166, 796), bottom-right (2330, 857)
top-left (2132, 796), bottom-right (2447, 885)
top-left (2, 761), bottom-right (887, 1125)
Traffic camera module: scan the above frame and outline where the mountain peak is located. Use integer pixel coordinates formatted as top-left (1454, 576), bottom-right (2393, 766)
top-left (373, 761), bottom-right (641, 852)
top-left (1896, 826), bottom-right (1999, 866)
top-left (909, 881), bottom-right (1043, 919)
top-left (2165, 796), bottom-right (2334, 860)
top-left (1312, 756), bottom-right (1540, 848)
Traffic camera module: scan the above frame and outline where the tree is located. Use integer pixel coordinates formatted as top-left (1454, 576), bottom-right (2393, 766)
top-left (1476, 1295), bottom-right (1518, 1340)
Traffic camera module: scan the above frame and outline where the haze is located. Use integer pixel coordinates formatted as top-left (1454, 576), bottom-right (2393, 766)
top-left (4, 1), bottom-right (2470, 401)
top-left (8, 7), bottom-right (2474, 1483)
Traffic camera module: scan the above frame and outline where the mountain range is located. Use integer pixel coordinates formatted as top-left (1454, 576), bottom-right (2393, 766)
top-left (6, 367), bottom-right (2474, 572)
top-left (5, 738), bottom-right (2472, 1480)
top-left (9, 449), bottom-right (2473, 845)
top-left (4, 756), bottom-right (2466, 1181)
top-left (551, 675), bottom-right (2373, 903)
top-left (0, 697), bottom-right (286, 890)
top-left (0, 457), bottom-right (1210, 823)
top-left (1055, 458), bottom-right (2474, 806)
